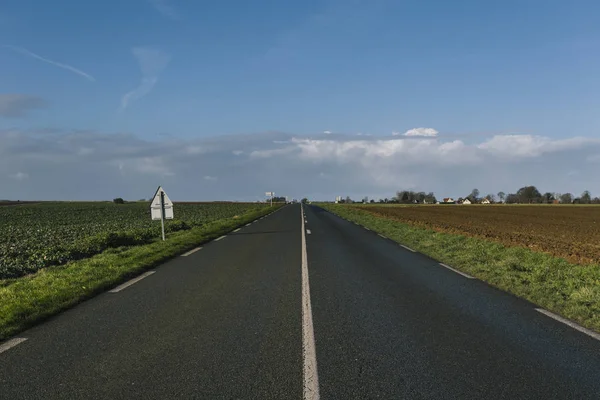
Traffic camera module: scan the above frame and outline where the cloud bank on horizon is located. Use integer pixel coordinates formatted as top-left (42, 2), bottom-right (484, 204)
top-left (2, 128), bottom-right (598, 201)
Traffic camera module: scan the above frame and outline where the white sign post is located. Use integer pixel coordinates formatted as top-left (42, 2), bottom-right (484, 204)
top-left (266, 192), bottom-right (274, 207)
top-left (151, 186), bottom-right (174, 240)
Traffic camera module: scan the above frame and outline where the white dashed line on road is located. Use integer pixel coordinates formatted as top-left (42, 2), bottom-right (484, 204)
top-left (306, 229), bottom-right (311, 235)
top-left (535, 309), bottom-right (600, 341)
top-left (245, 223), bottom-right (252, 226)
top-left (233, 228), bottom-right (241, 232)
top-left (401, 245), bottom-right (416, 252)
top-left (439, 263), bottom-right (474, 279)
top-left (0, 338), bottom-right (27, 354)
top-left (378, 234), bottom-right (387, 239)
top-left (181, 247), bottom-right (202, 257)
top-left (109, 271), bottom-right (156, 293)
top-left (215, 236), bottom-right (226, 241)
top-left (301, 204), bottom-right (320, 400)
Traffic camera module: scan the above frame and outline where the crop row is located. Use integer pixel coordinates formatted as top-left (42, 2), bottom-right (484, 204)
top-left (1, 202), bottom-right (269, 279)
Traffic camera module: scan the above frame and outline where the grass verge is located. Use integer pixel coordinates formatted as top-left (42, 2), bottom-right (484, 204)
top-left (0, 205), bottom-right (282, 341)
top-left (319, 204), bottom-right (600, 334)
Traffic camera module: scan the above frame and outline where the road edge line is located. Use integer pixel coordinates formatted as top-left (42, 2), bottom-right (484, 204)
top-left (181, 247), bottom-right (202, 257)
top-left (0, 338), bottom-right (27, 354)
top-left (439, 263), bottom-right (474, 279)
top-left (109, 271), bottom-right (156, 293)
top-left (400, 244), bottom-right (416, 252)
top-left (535, 308), bottom-right (600, 341)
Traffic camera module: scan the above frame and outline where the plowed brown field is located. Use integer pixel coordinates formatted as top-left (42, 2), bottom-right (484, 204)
top-left (356, 205), bottom-right (600, 265)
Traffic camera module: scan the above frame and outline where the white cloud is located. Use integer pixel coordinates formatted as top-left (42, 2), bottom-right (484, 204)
top-left (2, 45), bottom-right (95, 81)
top-left (1, 129), bottom-right (599, 201)
top-left (323, 130), bottom-right (332, 134)
top-left (250, 147), bottom-right (296, 158)
top-left (395, 127), bottom-right (439, 137)
top-left (133, 156), bottom-right (175, 176)
top-left (120, 47), bottom-right (170, 111)
top-left (9, 172), bottom-right (28, 180)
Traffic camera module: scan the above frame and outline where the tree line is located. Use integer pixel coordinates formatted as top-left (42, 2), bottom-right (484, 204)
top-left (338, 186), bottom-right (600, 204)
top-left (496, 186), bottom-right (599, 204)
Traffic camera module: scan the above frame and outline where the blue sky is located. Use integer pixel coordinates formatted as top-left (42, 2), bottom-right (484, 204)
top-left (1, 0), bottom-right (600, 200)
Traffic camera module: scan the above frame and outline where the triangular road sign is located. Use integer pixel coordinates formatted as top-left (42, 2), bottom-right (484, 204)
top-left (151, 186), bottom-right (173, 207)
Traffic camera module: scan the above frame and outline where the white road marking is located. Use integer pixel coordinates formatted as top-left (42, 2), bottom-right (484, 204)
top-left (215, 235), bottom-right (226, 241)
top-left (535, 308), bottom-right (600, 341)
top-left (0, 338), bottom-right (27, 354)
top-left (301, 204), bottom-right (320, 400)
top-left (245, 223), bottom-right (252, 226)
top-left (365, 227), bottom-right (371, 231)
top-left (233, 228), bottom-right (241, 232)
top-left (439, 263), bottom-right (474, 279)
top-left (306, 229), bottom-right (311, 235)
top-left (181, 247), bottom-right (202, 257)
top-left (401, 245), bottom-right (416, 252)
top-left (109, 271), bottom-right (156, 293)
top-left (378, 234), bottom-right (387, 239)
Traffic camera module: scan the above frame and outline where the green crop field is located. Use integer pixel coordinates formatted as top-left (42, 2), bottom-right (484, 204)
top-left (1, 202), bottom-right (269, 280)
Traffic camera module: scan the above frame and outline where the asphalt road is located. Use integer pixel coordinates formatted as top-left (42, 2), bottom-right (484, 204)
top-left (1, 204), bottom-right (600, 399)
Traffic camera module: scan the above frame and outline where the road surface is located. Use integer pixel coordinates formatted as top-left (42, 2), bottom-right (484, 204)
top-left (1, 204), bottom-right (600, 399)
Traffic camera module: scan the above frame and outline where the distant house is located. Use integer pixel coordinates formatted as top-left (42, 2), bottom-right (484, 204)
top-left (481, 198), bottom-right (491, 204)
top-left (442, 197), bottom-right (455, 204)
top-left (462, 198), bottom-right (472, 205)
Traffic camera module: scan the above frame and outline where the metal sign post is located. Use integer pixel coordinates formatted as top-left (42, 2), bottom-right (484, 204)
top-left (266, 191), bottom-right (274, 207)
top-left (160, 191), bottom-right (166, 241)
top-left (151, 186), bottom-right (174, 240)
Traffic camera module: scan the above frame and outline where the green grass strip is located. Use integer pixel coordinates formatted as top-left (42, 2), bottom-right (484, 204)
top-left (319, 204), bottom-right (600, 334)
top-left (0, 205), bottom-right (282, 341)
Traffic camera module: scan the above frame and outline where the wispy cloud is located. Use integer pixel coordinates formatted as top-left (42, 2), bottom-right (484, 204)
top-left (120, 47), bottom-right (170, 111)
top-left (1, 45), bottom-right (95, 82)
top-left (0, 94), bottom-right (47, 118)
top-left (148, 0), bottom-right (179, 20)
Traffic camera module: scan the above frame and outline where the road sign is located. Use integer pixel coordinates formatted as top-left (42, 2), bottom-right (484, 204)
top-left (265, 191), bottom-right (275, 207)
top-left (150, 186), bottom-right (174, 240)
